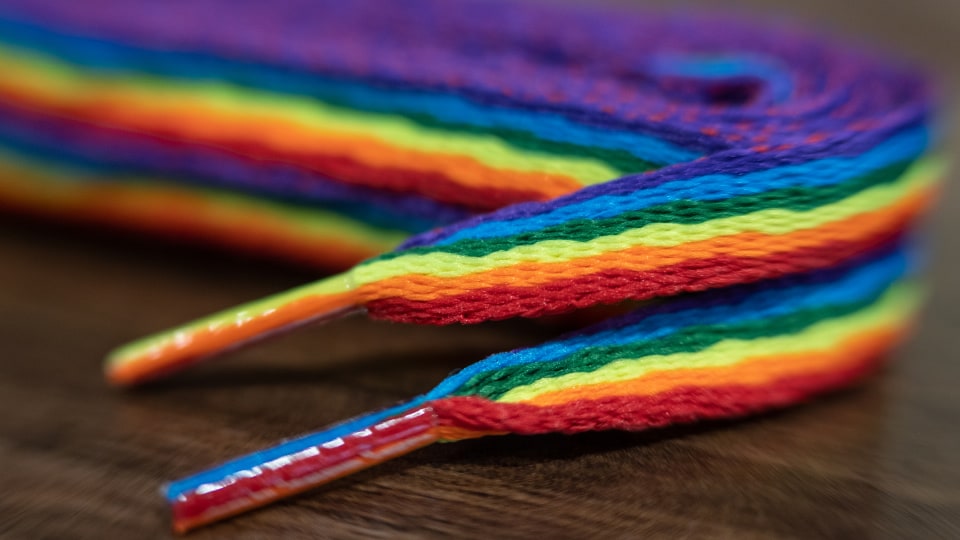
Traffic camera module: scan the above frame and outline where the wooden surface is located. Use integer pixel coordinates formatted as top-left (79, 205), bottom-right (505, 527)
top-left (2, 1), bottom-right (960, 538)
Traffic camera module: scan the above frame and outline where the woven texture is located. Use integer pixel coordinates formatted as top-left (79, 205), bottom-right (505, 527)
top-left (0, 0), bottom-right (942, 527)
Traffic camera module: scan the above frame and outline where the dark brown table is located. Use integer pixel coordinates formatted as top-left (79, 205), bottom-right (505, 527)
top-left (2, 1), bottom-right (959, 538)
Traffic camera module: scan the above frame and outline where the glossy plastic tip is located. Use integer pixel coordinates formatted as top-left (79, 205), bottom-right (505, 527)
top-left (168, 401), bottom-right (441, 533)
top-left (105, 273), bottom-right (359, 386)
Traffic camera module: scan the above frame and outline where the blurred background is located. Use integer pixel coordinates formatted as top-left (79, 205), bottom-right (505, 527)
top-left (1, 0), bottom-right (957, 538)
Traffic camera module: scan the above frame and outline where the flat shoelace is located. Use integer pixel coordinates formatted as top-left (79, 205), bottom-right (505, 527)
top-left (0, 0), bottom-right (942, 532)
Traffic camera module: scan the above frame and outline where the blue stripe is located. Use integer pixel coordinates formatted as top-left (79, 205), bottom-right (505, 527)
top-left (436, 128), bottom-right (928, 244)
top-left (0, 15), bottom-right (703, 165)
top-left (0, 135), bottom-right (440, 233)
top-left (426, 248), bottom-right (911, 397)
top-left (165, 398), bottom-right (428, 499)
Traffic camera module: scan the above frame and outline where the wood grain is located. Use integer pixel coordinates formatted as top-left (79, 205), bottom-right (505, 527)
top-left (2, 1), bottom-right (959, 538)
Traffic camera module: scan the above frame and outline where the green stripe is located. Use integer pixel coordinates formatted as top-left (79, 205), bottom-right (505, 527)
top-left (497, 282), bottom-right (918, 403)
top-left (0, 44), bottom-right (629, 184)
top-left (397, 110), bottom-right (660, 173)
top-left (0, 43), bottom-right (661, 175)
top-left (369, 160), bottom-right (912, 263)
top-left (453, 286), bottom-right (889, 400)
top-left (0, 148), bottom-right (409, 247)
top-left (352, 159), bottom-right (937, 283)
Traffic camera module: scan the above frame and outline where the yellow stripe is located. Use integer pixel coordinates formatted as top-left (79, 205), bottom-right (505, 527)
top-left (0, 149), bottom-right (408, 248)
top-left (353, 158), bottom-right (941, 283)
top-left (0, 44), bottom-right (623, 183)
top-left (496, 282), bottom-right (918, 403)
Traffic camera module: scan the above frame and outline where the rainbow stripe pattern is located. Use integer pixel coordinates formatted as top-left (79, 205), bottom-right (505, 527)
top-left (0, 0), bottom-right (941, 532)
top-left (168, 245), bottom-right (924, 531)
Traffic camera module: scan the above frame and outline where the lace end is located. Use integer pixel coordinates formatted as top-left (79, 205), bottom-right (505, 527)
top-left (105, 273), bottom-right (359, 386)
top-left (167, 402), bottom-right (443, 533)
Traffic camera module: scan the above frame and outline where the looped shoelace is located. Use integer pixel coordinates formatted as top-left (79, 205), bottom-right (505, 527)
top-left (0, 0), bottom-right (942, 532)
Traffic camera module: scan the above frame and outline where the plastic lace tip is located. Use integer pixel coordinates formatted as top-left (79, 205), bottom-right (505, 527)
top-left (104, 274), bottom-right (359, 386)
top-left (167, 402), bottom-right (441, 533)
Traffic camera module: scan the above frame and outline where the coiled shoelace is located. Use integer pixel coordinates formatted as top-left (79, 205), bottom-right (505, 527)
top-left (0, 0), bottom-right (942, 532)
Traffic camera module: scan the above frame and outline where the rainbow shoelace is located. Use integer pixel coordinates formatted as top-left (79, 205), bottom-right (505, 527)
top-left (0, 0), bottom-right (942, 532)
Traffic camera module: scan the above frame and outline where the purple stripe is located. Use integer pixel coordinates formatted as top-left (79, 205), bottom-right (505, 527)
top-left (0, 0), bottom-right (933, 251)
top-left (0, 0), bottom-right (929, 138)
top-left (0, 103), bottom-right (472, 226)
top-left (400, 115), bottom-right (927, 249)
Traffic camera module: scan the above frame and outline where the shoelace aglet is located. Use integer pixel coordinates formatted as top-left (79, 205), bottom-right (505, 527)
top-left (168, 401), bottom-right (442, 533)
top-left (105, 272), bottom-right (360, 386)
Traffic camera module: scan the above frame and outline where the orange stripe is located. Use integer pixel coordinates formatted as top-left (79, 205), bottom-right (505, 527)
top-left (0, 162), bottom-right (386, 269)
top-left (101, 186), bottom-right (929, 385)
top-left (2, 162), bottom-right (370, 385)
top-left (358, 185), bottom-right (934, 302)
top-left (172, 430), bottom-right (441, 533)
top-left (0, 83), bottom-right (584, 197)
top-left (106, 290), bottom-right (358, 386)
top-left (522, 323), bottom-right (907, 407)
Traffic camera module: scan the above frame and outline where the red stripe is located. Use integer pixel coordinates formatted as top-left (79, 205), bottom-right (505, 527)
top-left (171, 405), bottom-right (439, 527)
top-left (431, 351), bottom-right (886, 435)
top-left (0, 197), bottom-right (374, 271)
top-left (365, 228), bottom-right (906, 325)
top-left (229, 139), bottom-right (549, 210)
top-left (0, 99), bottom-right (548, 209)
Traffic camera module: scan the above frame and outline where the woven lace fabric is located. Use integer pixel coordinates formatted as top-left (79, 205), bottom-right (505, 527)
top-left (0, 0), bottom-right (941, 530)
